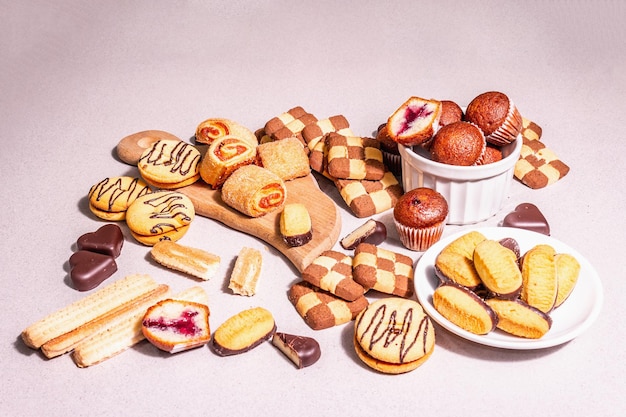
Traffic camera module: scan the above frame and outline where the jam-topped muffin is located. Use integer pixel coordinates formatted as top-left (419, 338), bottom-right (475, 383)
top-left (430, 121), bottom-right (486, 166)
top-left (393, 187), bottom-right (448, 251)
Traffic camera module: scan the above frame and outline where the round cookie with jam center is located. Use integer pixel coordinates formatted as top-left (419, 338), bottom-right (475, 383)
top-left (126, 190), bottom-right (195, 246)
top-left (354, 298), bottom-right (435, 374)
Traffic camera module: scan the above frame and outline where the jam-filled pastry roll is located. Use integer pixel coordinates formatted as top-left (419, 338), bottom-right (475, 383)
top-left (221, 165), bottom-right (287, 217)
top-left (195, 118), bottom-right (258, 147)
top-left (199, 136), bottom-right (257, 189)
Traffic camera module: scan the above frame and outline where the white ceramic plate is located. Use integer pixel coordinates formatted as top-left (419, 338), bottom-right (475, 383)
top-left (414, 227), bottom-right (603, 350)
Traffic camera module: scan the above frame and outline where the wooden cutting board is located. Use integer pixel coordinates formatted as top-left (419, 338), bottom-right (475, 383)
top-left (177, 174), bottom-right (341, 272)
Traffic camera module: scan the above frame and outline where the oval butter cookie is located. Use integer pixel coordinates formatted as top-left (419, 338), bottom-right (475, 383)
top-left (88, 176), bottom-right (152, 221)
top-left (126, 190), bottom-right (195, 246)
top-left (354, 298), bottom-right (435, 374)
top-left (212, 307), bottom-right (276, 356)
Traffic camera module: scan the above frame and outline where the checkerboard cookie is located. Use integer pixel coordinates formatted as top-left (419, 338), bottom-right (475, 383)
top-left (288, 281), bottom-right (368, 330)
top-left (301, 116), bottom-right (353, 172)
top-left (352, 243), bottom-right (414, 298)
top-left (264, 106), bottom-right (308, 137)
top-left (334, 171), bottom-right (403, 218)
top-left (514, 118), bottom-right (569, 189)
top-left (326, 133), bottom-right (385, 181)
top-left (302, 250), bottom-right (364, 301)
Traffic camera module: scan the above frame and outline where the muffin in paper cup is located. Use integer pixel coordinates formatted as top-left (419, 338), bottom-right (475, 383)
top-left (394, 218), bottom-right (446, 251)
top-left (393, 187), bottom-right (448, 251)
top-left (486, 100), bottom-right (523, 146)
top-left (383, 151), bottom-right (402, 177)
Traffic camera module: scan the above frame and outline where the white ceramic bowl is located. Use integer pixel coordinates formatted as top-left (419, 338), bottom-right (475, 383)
top-left (398, 136), bottom-right (522, 225)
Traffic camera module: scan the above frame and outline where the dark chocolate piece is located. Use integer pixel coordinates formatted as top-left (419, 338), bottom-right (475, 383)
top-left (272, 332), bottom-right (321, 369)
top-left (502, 203), bottom-right (550, 235)
top-left (69, 250), bottom-right (117, 291)
top-left (340, 219), bottom-right (387, 250)
top-left (498, 237), bottom-right (521, 259)
top-left (77, 224), bottom-right (124, 258)
top-left (283, 231), bottom-right (312, 248)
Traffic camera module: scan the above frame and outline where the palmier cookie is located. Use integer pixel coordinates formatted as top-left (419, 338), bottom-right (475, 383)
top-left (301, 250), bottom-right (364, 302)
top-left (288, 281), bottom-right (368, 330)
top-left (194, 118), bottom-right (258, 147)
top-left (138, 139), bottom-right (201, 189)
top-left (352, 243), bottom-right (414, 298)
top-left (354, 298), bottom-right (435, 374)
top-left (211, 307), bottom-right (276, 356)
top-left (126, 190), bottom-right (195, 246)
top-left (88, 176), bottom-right (152, 221)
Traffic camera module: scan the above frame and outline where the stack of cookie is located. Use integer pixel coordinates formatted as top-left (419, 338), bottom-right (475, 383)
top-left (288, 243), bottom-right (414, 331)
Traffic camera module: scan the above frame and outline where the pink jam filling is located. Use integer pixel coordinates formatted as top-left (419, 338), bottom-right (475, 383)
top-left (398, 104), bottom-right (432, 134)
top-left (144, 310), bottom-right (201, 336)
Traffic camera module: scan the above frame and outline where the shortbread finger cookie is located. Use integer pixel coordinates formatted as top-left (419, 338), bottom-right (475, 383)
top-left (195, 118), bottom-right (258, 147)
top-left (228, 247), bottom-right (263, 296)
top-left (138, 139), bottom-right (201, 189)
top-left (473, 239), bottom-right (523, 298)
top-left (352, 243), bottom-right (414, 298)
top-left (22, 274), bottom-right (159, 349)
top-left (88, 176), bottom-right (152, 221)
top-left (334, 171), bottom-right (403, 218)
top-left (212, 307), bottom-right (276, 356)
top-left (142, 299), bottom-right (211, 353)
top-left (126, 190), bottom-right (195, 246)
top-left (221, 165), bottom-right (287, 217)
top-left (326, 133), bottom-right (385, 181)
top-left (520, 244), bottom-right (558, 313)
top-left (433, 283), bottom-right (498, 335)
top-left (280, 203), bottom-right (313, 247)
top-left (256, 137), bottom-right (311, 181)
top-left (199, 136), bottom-right (257, 189)
top-left (354, 298), bottom-right (435, 374)
top-left (264, 106), bottom-right (308, 137)
top-left (288, 281), bottom-right (368, 330)
top-left (72, 285), bottom-right (208, 367)
top-left (151, 240), bottom-right (220, 280)
top-left (301, 250), bottom-right (364, 302)
top-left (41, 284), bottom-right (170, 358)
top-left (485, 297), bottom-right (552, 339)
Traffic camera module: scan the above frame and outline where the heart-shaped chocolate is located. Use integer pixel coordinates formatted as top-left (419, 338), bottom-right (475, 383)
top-left (502, 203), bottom-right (550, 235)
top-left (69, 250), bottom-right (117, 291)
top-left (77, 224), bottom-right (124, 258)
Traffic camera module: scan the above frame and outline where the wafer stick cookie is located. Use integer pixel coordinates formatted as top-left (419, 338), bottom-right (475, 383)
top-left (72, 286), bottom-right (209, 367)
top-left (21, 274), bottom-right (159, 349)
top-left (228, 247), bottom-right (263, 296)
top-left (326, 134), bottom-right (385, 181)
top-left (288, 281), bottom-right (368, 330)
top-left (352, 243), bottom-right (414, 298)
top-left (334, 171), bottom-right (404, 218)
top-left (302, 250), bottom-right (364, 301)
top-left (264, 106), bottom-right (307, 137)
top-left (515, 118), bottom-right (569, 189)
top-left (151, 240), bottom-right (221, 280)
top-left (41, 284), bottom-right (170, 358)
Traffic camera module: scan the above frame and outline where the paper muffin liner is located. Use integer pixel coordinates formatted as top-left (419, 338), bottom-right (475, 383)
top-left (486, 100), bottom-right (523, 146)
top-left (394, 218), bottom-right (445, 251)
top-left (382, 151), bottom-right (402, 177)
